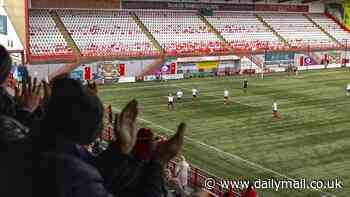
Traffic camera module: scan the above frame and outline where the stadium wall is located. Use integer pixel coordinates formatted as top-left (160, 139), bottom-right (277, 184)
top-left (30, 0), bottom-right (121, 9)
top-left (27, 63), bottom-right (66, 81)
top-left (2, 0), bottom-right (25, 49)
top-left (83, 59), bottom-right (159, 77)
top-left (0, 7), bottom-right (23, 51)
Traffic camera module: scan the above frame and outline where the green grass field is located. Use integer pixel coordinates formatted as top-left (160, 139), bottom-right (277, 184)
top-left (98, 69), bottom-right (350, 197)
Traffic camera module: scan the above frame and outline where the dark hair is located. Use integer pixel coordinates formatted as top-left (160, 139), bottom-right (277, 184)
top-left (43, 77), bottom-right (104, 145)
top-left (0, 45), bottom-right (12, 85)
top-left (248, 181), bottom-right (254, 189)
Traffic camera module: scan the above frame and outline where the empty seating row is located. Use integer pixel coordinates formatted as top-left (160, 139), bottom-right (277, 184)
top-left (29, 9), bottom-right (72, 56)
top-left (309, 13), bottom-right (350, 46)
top-left (205, 12), bottom-right (285, 51)
top-left (56, 9), bottom-right (158, 57)
top-left (136, 11), bottom-right (226, 55)
top-left (29, 9), bottom-right (346, 60)
top-left (260, 13), bottom-right (338, 49)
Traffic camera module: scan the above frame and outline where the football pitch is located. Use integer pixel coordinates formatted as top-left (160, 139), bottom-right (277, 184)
top-left (98, 69), bottom-right (350, 197)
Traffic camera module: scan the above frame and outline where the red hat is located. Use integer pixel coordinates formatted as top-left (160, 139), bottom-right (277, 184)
top-left (133, 128), bottom-right (154, 161)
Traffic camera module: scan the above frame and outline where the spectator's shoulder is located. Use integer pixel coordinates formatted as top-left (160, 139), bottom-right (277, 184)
top-left (42, 152), bottom-right (102, 180)
top-left (39, 152), bottom-right (114, 197)
top-left (0, 115), bottom-right (28, 144)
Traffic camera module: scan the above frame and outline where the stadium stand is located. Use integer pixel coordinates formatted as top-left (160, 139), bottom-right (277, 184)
top-left (55, 9), bottom-right (159, 57)
top-left (29, 9), bottom-right (73, 58)
top-left (260, 13), bottom-right (339, 49)
top-left (308, 13), bottom-right (350, 46)
top-left (28, 9), bottom-right (348, 61)
top-left (205, 12), bottom-right (285, 51)
top-left (136, 10), bottom-right (228, 56)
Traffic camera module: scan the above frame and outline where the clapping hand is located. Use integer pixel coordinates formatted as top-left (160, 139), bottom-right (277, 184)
top-left (87, 81), bottom-right (98, 94)
top-left (111, 99), bottom-right (186, 165)
top-left (113, 100), bottom-right (138, 155)
top-left (154, 123), bottom-right (186, 166)
top-left (15, 77), bottom-right (42, 112)
top-left (41, 80), bottom-right (51, 107)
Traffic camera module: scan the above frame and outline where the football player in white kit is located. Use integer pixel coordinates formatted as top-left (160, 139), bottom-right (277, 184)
top-left (192, 88), bottom-right (198, 102)
top-left (176, 89), bottom-right (183, 101)
top-left (224, 89), bottom-right (229, 104)
top-left (272, 101), bottom-right (279, 118)
top-left (346, 84), bottom-right (350, 96)
top-left (168, 93), bottom-right (174, 110)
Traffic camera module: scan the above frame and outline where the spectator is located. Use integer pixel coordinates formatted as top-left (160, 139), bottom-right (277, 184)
top-left (0, 45), bottom-right (17, 116)
top-left (87, 80), bottom-right (98, 94)
top-left (242, 182), bottom-right (257, 197)
top-left (132, 128), bottom-right (154, 162)
top-left (0, 115), bottom-right (28, 150)
top-left (0, 45), bottom-right (43, 131)
top-left (190, 188), bottom-right (209, 197)
top-left (155, 135), bottom-right (168, 144)
top-left (164, 168), bottom-right (183, 197)
top-left (1, 76), bottom-right (188, 197)
top-left (175, 155), bottom-right (190, 190)
top-left (107, 104), bottom-right (113, 124)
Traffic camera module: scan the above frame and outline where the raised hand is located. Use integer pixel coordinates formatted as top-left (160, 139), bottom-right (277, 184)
top-left (87, 81), bottom-right (98, 94)
top-left (154, 123), bottom-right (186, 166)
top-left (15, 76), bottom-right (42, 112)
top-left (113, 100), bottom-right (138, 155)
top-left (41, 80), bottom-right (51, 106)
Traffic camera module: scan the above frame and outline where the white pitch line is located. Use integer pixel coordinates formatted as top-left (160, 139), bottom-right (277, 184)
top-left (109, 105), bottom-right (336, 197)
top-left (100, 79), bottom-right (228, 92)
top-left (100, 84), bottom-right (171, 92)
top-left (100, 77), bottom-right (240, 92)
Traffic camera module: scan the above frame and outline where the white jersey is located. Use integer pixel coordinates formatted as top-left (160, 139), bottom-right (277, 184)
top-left (273, 103), bottom-right (278, 111)
top-left (224, 90), bottom-right (229, 97)
top-left (192, 89), bottom-right (198, 96)
top-left (177, 91), bottom-right (183, 98)
top-left (168, 96), bottom-right (174, 102)
top-left (347, 84), bottom-right (350, 91)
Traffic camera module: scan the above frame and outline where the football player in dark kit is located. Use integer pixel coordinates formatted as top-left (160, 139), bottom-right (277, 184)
top-left (242, 79), bottom-right (248, 93)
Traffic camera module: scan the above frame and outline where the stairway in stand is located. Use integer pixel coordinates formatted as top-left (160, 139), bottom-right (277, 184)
top-left (255, 14), bottom-right (291, 48)
top-left (130, 12), bottom-right (165, 56)
top-left (303, 13), bottom-right (343, 47)
top-left (49, 10), bottom-right (81, 80)
top-left (199, 13), bottom-right (269, 72)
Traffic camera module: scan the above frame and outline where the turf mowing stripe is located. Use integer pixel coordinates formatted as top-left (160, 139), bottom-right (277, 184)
top-left (108, 105), bottom-right (337, 197)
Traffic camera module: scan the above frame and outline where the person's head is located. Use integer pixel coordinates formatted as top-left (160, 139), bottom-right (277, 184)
top-left (164, 168), bottom-right (172, 180)
top-left (224, 192), bottom-right (231, 197)
top-left (0, 45), bottom-right (12, 86)
top-left (169, 93), bottom-right (172, 96)
top-left (247, 181), bottom-right (254, 190)
top-left (133, 128), bottom-right (154, 161)
top-left (43, 76), bottom-right (104, 145)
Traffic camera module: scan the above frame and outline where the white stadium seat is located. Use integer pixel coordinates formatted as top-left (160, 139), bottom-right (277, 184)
top-left (56, 9), bottom-right (158, 57)
top-left (260, 13), bottom-right (338, 49)
top-left (136, 10), bottom-right (227, 55)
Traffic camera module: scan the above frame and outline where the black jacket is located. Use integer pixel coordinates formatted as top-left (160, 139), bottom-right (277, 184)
top-left (0, 87), bottom-right (34, 127)
top-left (0, 136), bottom-right (166, 197)
top-left (0, 115), bottom-right (28, 150)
